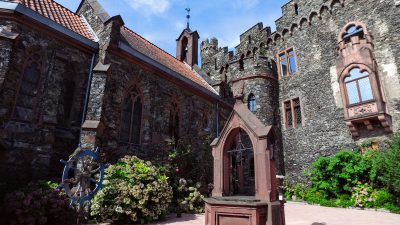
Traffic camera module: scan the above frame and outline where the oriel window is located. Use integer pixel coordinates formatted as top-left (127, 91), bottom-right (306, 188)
top-left (344, 68), bottom-right (373, 105)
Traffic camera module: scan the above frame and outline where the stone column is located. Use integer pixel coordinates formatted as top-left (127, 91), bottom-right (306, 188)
top-left (80, 62), bottom-right (110, 150)
top-left (0, 27), bottom-right (19, 90)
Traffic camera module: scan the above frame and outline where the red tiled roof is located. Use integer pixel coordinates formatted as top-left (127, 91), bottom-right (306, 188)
top-left (3, 0), bottom-right (216, 95)
top-left (121, 26), bottom-right (217, 94)
top-left (5, 0), bottom-right (94, 40)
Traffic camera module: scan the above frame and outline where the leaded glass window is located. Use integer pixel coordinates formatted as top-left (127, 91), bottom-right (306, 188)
top-left (284, 101), bottom-right (292, 127)
top-left (344, 68), bottom-right (373, 105)
top-left (284, 98), bottom-right (303, 128)
top-left (293, 98), bottom-right (302, 125)
top-left (248, 94), bottom-right (257, 112)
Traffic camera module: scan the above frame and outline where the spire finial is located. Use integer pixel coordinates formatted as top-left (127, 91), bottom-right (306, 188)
top-left (185, 8), bottom-right (191, 29)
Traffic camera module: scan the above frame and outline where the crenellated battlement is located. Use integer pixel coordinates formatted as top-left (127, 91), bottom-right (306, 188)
top-left (266, 0), bottom-right (346, 49)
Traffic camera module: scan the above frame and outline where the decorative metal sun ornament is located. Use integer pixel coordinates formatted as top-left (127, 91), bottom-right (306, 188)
top-left (58, 147), bottom-right (105, 209)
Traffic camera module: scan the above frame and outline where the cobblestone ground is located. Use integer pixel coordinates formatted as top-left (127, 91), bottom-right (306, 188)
top-left (150, 202), bottom-right (400, 225)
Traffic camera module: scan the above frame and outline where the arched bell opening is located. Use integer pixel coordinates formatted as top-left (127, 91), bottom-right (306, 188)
top-left (222, 128), bottom-right (255, 196)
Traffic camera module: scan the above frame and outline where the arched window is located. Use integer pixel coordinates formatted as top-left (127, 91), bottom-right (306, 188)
top-left (181, 37), bottom-right (189, 62)
top-left (239, 54), bottom-right (244, 70)
top-left (58, 64), bottom-right (77, 126)
top-left (344, 68), bottom-right (373, 105)
top-left (248, 94), bottom-right (256, 112)
top-left (294, 4), bottom-right (299, 15)
top-left (169, 100), bottom-right (180, 144)
top-left (14, 54), bottom-right (42, 121)
top-left (120, 85), bottom-right (142, 145)
top-left (343, 25), bottom-right (364, 43)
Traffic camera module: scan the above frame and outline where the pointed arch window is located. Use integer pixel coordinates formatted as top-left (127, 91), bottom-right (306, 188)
top-left (14, 54), bottom-right (42, 122)
top-left (181, 37), bottom-right (189, 62)
top-left (120, 86), bottom-right (142, 145)
top-left (248, 94), bottom-right (256, 112)
top-left (344, 68), bottom-right (373, 105)
top-left (169, 100), bottom-right (180, 143)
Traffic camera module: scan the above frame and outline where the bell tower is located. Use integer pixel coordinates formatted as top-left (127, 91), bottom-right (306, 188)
top-left (176, 8), bottom-right (199, 66)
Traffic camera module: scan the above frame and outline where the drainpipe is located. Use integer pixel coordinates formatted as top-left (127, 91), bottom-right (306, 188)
top-left (216, 102), bottom-right (220, 137)
top-left (80, 54), bottom-right (96, 136)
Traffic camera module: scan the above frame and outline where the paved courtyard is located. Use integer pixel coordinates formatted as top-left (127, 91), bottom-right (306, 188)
top-left (151, 202), bottom-right (400, 225)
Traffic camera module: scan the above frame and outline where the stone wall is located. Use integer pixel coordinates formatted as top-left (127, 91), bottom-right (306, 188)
top-left (0, 19), bottom-right (93, 194)
top-left (93, 52), bottom-right (223, 163)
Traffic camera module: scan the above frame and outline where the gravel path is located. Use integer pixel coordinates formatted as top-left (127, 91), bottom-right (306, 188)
top-left (150, 202), bottom-right (400, 225)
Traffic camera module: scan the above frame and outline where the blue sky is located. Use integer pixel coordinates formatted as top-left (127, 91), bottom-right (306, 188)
top-left (57, 0), bottom-right (288, 55)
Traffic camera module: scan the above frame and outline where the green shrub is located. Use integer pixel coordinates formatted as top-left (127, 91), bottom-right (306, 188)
top-left (372, 189), bottom-right (393, 208)
top-left (283, 181), bottom-right (307, 200)
top-left (377, 133), bottom-right (400, 198)
top-left (384, 203), bottom-right (400, 214)
top-left (308, 149), bottom-right (376, 199)
top-left (1, 181), bottom-right (75, 225)
top-left (90, 156), bottom-right (173, 224)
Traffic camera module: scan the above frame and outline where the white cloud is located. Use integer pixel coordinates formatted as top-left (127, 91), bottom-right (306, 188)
top-left (175, 21), bottom-right (185, 31)
top-left (124, 0), bottom-right (171, 15)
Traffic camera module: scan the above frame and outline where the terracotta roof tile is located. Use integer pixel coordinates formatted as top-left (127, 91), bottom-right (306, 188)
top-left (3, 0), bottom-right (95, 40)
top-left (121, 26), bottom-right (217, 94)
top-left (2, 0), bottom-right (217, 95)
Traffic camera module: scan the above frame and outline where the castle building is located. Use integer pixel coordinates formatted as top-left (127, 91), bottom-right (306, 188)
top-left (0, 0), bottom-right (399, 195)
top-left (201, 0), bottom-right (400, 181)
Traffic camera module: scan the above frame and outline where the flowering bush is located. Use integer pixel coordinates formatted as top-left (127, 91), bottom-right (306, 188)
top-left (90, 156), bottom-right (173, 224)
top-left (351, 183), bottom-right (375, 208)
top-left (1, 181), bottom-right (75, 225)
top-left (174, 178), bottom-right (204, 213)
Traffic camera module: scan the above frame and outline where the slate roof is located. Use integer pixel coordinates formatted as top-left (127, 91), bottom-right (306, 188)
top-left (3, 0), bottom-right (95, 40)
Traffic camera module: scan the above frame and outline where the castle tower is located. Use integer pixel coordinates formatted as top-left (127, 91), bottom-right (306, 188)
top-left (200, 38), bottom-right (219, 75)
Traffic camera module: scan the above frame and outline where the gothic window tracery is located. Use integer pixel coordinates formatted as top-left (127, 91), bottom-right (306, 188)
top-left (120, 85), bottom-right (142, 145)
top-left (336, 22), bottom-right (392, 136)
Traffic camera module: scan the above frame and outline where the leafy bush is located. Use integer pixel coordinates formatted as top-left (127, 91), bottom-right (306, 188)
top-left (1, 181), bottom-right (75, 225)
top-left (90, 156), bottom-right (173, 224)
top-left (307, 149), bottom-right (376, 199)
top-left (376, 133), bottom-right (400, 198)
top-left (283, 181), bottom-right (307, 200)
